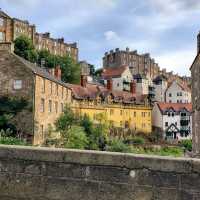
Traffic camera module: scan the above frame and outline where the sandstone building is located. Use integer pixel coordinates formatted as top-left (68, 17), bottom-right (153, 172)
top-left (191, 32), bottom-right (200, 155)
top-left (103, 48), bottom-right (160, 79)
top-left (0, 9), bottom-right (78, 62)
top-left (0, 42), bottom-right (72, 145)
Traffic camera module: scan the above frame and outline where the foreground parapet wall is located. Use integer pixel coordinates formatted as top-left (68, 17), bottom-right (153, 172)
top-left (0, 145), bottom-right (200, 199)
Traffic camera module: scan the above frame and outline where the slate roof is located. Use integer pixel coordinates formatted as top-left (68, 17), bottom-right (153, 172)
top-left (12, 53), bottom-right (71, 89)
top-left (67, 83), bottom-right (146, 105)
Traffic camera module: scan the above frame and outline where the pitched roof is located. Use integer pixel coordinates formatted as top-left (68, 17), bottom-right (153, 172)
top-left (0, 10), bottom-right (11, 19)
top-left (101, 66), bottom-right (128, 79)
top-left (68, 83), bottom-right (141, 104)
top-left (157, 102), bottom-right (192, 113)
top-left (167, 80), bottom-right (191, 93)
top-left (9, 52), bottom-right (71, 89)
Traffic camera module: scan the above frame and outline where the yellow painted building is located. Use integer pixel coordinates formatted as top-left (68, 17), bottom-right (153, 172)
top-left (69, 81), bottom-right (152, 135)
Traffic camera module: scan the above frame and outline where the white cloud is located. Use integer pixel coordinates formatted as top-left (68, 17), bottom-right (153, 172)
top-left (104, 31), bottom-right (120, 41)
top-left (155, 48), bottom-right (196, 76)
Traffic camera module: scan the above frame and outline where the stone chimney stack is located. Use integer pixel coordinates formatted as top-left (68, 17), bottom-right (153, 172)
top-left (81, 75), bottom-right (87, 87)
top-left (197, 31), bottom-right (200, 54)
top-left (130, 81), bottom-right (136, 94)
top-left (107, 79), bottom-right (113, 91)
top-left (54, 66), bottom-right (62, 80)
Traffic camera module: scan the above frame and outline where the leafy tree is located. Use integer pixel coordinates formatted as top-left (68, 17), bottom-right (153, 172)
top-left (55, 105), bottom-right (77, 134)
top-left (0, 96), bottom-right (28, 136)
top-left (14, 35), bottom-right (37, 62)
top-left (63, 125), bottom-right (88, 149)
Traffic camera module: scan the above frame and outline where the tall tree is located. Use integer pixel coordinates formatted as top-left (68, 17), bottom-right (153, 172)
top-left (14, 35), bottom-right (37, 62)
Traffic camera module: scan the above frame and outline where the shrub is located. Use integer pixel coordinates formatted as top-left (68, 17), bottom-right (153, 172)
top-left (125, 136), bottom-right (145, 145)
top-left (180, 140), bottom-right (192, 152)
top-left (0, 136), bottom-right (27, 146)
top-left (106, 139), bottom-right (131, 153)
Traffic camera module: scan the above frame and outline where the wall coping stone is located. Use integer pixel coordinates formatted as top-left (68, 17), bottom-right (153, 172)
top-left (0, 145), bottom-right (199, 174)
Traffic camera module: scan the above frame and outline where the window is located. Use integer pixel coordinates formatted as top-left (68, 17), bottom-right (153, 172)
top-left (165, 122), bottom-right (168, 127)
top-left (177, 92), bottom-right (179, 96)
top-left (134, 112), bottom-right (136, 117)
top-left (50, 82), bottom-right (53, 94)
top-left (169, 93), bottom-right (172, 97)
top-left (48, 100), bottom-right (52, 113)
top-left (41, 78), bottom-right (45, 93)
top-left (62, 87), bottom-right (64, 99)
top-left (120, 121), bottom-right (123, 127)
top-left (13, 80), bottom-right (22, 90)
top-left (0, 32), bottom-right (5, 42)
top-left (110, 109), bottom-right (114, 115)
top-left (120, 110), bottom-right (123, 115)
top-left (40, 99), bottom-right (45, 112)
top-left (40, 125), bottom-right (44, 139)
top-left (56, 84), bottom-right (58, 96)
top-left (61, 103), bottom-right (64, 112)
top-left (55, 102), bottom-right (58, 113)
top-left (0, 18), bottom-right (4, 26)
top-left (66, 89), bottom-right (68, 99)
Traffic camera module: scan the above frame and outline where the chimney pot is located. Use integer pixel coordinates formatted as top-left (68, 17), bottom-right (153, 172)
top-left (54, 66), bottom-right (62, 80)
top-left (107, 79), bottom-right (113, 91)
top-left (81, 75), bottom-right (87, 87)
top-left (130, 81), bottom-right (136, 94)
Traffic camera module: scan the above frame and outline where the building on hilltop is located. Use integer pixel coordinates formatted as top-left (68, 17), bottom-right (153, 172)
top-left (68, 76), bottom-right (152, 136)
top-left (0, 9), bottom-right (78, 62)
top-left (153, 102), bottom-right (192, 140)
top-left (103, 48), bottom-right (160, 79)
top-left (0, 42), bottom-right (72, 145)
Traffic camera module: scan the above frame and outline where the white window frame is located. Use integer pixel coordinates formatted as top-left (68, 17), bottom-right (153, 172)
top-left (13, 80), bottom-right (22, 90)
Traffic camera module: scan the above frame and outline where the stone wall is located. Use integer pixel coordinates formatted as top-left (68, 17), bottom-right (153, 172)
top-left (0, 145), bottom-right (200, 200)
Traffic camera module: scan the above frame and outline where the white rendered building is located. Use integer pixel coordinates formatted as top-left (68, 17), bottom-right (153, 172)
top-left (165, 80), bottom-right (191, 103)
top-left (153, 102), bottom-right (192, 140)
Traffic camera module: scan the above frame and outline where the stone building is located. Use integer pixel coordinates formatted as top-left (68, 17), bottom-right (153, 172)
top-left (103, 48), bottom-right (160, 79)
top-left (0, 9), bottom-right (78, 62)
top-left (191, 31), bottom-right (200, 155)
top-left (0, 42), bottom-right (72, 145)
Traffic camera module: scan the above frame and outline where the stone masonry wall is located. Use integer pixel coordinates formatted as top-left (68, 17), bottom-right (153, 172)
top-left (0, 145), bottom-right (200, 200)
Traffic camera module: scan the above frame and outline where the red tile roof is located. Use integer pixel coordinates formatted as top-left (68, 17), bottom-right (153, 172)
top-left (68, 83), bottom-right (142, 104)
top-left (157, 102), bottom-right (192, 113)
top-left (101, 66), bottom-right (128, 79)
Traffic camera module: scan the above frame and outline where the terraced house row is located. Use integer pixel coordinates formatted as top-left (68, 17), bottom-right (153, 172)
top-left (0, 43), bottom-right (152, 145)
top-left (0, 9), bottom-right (78, 62)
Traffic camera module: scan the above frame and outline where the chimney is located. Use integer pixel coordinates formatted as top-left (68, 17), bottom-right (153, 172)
top-left (54, 66), bottom-right (62, 80)
top-left (0, 42), bottom-right (14, 52)
top-left (58, 37), bottom-right (64, 43)
top-left (107, 79), bottom-right (113, 91)
top-left (81, 75), bottom-right (87, 87)
top-left (126, 47), bottom-right (129, 52)
top-left (130, 81), bottom-right (136, 94)
top-left (43, 32), bottom-right (50, 38)
top-left (197, 31), bottom-right (200, 54)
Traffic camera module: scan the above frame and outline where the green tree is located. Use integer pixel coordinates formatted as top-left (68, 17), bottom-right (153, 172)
top-left (106, 139), bottom-right (131, 153)
top-left (14, 35), bottom-right (37, 62)
top-left (55, 105), bottom-right (77, 134)
top-left (63, 125), bottom-right (88, 149)
top-left (0, 96), bottom-right (28, 136)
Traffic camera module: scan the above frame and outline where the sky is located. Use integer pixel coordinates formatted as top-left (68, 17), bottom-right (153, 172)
top-left (1, 0), bottom-right (200, 76)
